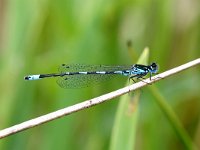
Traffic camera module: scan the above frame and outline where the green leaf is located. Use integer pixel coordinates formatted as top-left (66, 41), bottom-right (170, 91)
top-left (109, 47), bottom-right (149, 150)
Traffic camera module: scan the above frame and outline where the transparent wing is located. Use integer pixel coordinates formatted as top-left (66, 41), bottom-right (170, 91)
top-left (58, 64), bottom-right (132, 73)
top-left (57, 74), bottom-right (116, 88)
top-left (57, 64), bottom-right (132, 88)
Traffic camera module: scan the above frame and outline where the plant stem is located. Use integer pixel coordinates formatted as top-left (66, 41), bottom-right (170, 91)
top-left (0, 58), bottom-right (199, 139)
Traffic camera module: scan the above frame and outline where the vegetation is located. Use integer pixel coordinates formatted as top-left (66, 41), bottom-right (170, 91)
top-left (0, 0), bottom-right (199, 149)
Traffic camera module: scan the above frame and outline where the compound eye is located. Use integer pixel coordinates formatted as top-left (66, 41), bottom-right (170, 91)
top-left (151, 62), bottom-right (156, 67)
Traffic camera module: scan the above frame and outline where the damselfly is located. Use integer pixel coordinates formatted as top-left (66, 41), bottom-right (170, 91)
top-left (24, 63), bottom-right (158, 88)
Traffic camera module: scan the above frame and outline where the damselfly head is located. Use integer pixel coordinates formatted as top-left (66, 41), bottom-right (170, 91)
top-left (149, 62), bottom-right (158, 73)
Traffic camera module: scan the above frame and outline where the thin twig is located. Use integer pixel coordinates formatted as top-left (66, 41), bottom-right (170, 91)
top-left (0, 58), bottom-right (199, 139)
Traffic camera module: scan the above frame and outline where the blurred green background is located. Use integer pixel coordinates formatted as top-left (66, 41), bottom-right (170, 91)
top-left (0, 0), bottom-right (200, 149)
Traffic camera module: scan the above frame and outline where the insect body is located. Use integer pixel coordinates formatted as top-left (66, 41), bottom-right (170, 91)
top-left (24, 63), bottom-right (158, 88)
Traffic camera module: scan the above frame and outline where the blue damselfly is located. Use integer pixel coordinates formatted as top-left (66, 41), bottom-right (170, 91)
top-left (24, 63), bottom-right (158, 88)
